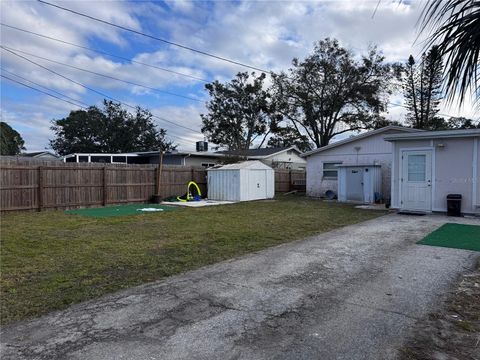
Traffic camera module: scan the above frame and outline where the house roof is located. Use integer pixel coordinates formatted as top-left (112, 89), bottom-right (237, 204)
top-left (216, 146), bottom-right (302, 158)
top-left (63, 153), bottom-right (140, 157)
top-left (21, 151), bottom-right (59, 158)
top-left (63, 146), bottom-right (304, 159)
top-left (384, 128), bottom-right (480, 141)
top-left (301, 126), bottom-right (422, 157)
top-left (64, 151), bottom-right (224, 158)
top-left (208, 160), bottom-right (273, 170)
top-left (143, 151), bottom-right (224, 158)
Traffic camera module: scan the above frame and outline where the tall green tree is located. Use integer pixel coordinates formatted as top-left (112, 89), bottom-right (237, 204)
top-left (271, 38), bottom-right (396, 148)
top-left (0, 122), bottom-right (25, 155)
top-left (201, 72), bottom-right (276, 150)
top-left (447, 116), bottom-right (480, 129)
top-left (50, 100), bottom-right (175, 155)
top-left (403, 46), bottom-right (444, 129)
top-left (371, 117), bottom-right (404, 129)
top-left (420, 0), bottom-right (480, 105)
top-left (267, 124), bottom-right (312, 152)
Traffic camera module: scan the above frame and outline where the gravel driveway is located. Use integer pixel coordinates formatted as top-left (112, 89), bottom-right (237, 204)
top-left (1, 213), bottom-right (479, 360)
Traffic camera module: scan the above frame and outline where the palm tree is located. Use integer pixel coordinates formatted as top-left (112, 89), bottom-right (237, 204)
top-left (420, 0), bottom-right (480, 105)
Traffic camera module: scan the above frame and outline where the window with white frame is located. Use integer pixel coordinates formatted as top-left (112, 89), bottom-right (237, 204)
top-left (112, 156), bottom-right (127, 164)
top-left (323, 162), bottom-right (342, 179)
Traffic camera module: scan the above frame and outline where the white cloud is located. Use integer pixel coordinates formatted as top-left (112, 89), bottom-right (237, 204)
top-left (1, 0), bottom-right (477, 152)
top-left (151, 103), bottom-right (206, 150)
top-left (165, 0), bottom-right (194, 14)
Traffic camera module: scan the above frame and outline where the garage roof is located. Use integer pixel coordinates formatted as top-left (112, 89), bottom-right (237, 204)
top-left (384, 128), bottom-right (480, 141)
top-left (302, 126), bottom-right (421, 157)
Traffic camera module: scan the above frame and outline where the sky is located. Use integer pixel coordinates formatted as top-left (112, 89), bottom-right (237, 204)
top-left (0, 0), bottom-right (477, 152)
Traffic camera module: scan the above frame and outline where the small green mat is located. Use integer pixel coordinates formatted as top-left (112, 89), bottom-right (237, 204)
top-left (417, 223), bottom-right (480, 252)
top-left (65, 204), bottom-right (176, 218)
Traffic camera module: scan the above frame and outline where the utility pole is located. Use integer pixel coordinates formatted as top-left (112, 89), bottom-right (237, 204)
top-left (153, 147), bottom-right (164, 203)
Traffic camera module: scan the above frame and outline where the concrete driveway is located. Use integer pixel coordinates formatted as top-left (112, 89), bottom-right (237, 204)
top-left (1, 213), bottom-right (479, 360)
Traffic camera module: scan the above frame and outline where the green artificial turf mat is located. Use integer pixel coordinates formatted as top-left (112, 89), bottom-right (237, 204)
top-left (417, 223), bottom-right (480, 252)
top-left (65, 204), bottom-right (176, 218)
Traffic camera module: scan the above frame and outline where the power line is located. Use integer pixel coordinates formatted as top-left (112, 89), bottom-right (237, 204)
top-left (1, 72), bottom-right (198, 146)
top-left (1, 74), bottom-right (87, 109)
top-left (371, 0), bottom-right (382, 19)
top-left (1, 46), bottom-right (203, 135)
top-left (1, 45), bottom-right (203, 103)
top-left (387, 101), bottom-right (470, 120)
top-left (37, 0), bottom-right (270, 73)
top-left (1, 66), bottom-right (90, 108)
top-left (0, 23), bottom-right (210, 83)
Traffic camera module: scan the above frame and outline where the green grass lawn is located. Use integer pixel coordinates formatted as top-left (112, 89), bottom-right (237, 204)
top-left (0, 195), bottom-right (386, 324)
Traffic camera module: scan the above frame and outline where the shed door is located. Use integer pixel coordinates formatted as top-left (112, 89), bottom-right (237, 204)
top-left (248, 170), bottom-right (267, 200)
top-left (401, 150), bottom-right (432, 211)
top-left (346, 168), bottom-right (364, 202)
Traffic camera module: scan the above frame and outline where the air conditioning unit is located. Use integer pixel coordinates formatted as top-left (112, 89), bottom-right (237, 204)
top-left (196, 141), bottom-right (208, 152)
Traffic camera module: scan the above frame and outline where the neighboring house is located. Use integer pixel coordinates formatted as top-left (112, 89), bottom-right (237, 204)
top-left (302, 126), bottom-right (422, 200)
top-left (64, 153), bottom-right (143, 164)
top-left (21, 151), bottom-right (60, 160)
top-left (385, 129), bottom-right (480, 215)
top-left (139, 151), bottom-right (224, 167)
top-left (63, 151), bottom-right (223, 167)
top-left (62, 145), bottom-right (306, 169)
top-left (217, 146), bottom-right (306, 170)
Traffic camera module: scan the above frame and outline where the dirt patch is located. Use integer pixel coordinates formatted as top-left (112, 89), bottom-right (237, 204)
top-left (398, 260), bottom-right (480, 360)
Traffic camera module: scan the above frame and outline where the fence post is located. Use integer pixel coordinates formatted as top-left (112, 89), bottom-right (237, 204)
top-left (154, 166), bottom-right (158, 196)
top-left (155, 151), bottom-right (164, 197)
top-left (102, 166), bottom-right (107, 206)
top-left (289, 169), bottom-right (292, 192)
top-left (38, 166), bottom-right (44, 211)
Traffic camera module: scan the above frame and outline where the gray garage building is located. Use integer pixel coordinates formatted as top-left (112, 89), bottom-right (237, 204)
top-left (302, 126), bottom-right (421, 201)
top-left (385, 129), bottom-right (480, 215)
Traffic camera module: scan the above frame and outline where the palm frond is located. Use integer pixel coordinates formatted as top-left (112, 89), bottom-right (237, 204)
top-left (419, 0), bottom-right (480, 106)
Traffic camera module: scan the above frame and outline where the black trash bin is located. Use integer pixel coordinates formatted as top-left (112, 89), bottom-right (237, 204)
top-left (446, 194), bottom-right (462, 216)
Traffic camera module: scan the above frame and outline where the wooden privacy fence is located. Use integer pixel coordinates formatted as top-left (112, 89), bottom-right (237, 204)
top-left (0, 158), bottom-right (305, 212)
top-left (275, 169), bottom-right (306, 192)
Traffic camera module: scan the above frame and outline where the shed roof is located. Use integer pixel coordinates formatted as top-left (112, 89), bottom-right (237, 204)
top-left (208, 160), bottom-right (273, 171)
top-left (216, 146), bottom-right (302, 158)
top-left (302, 126), bottom-right (422, 157)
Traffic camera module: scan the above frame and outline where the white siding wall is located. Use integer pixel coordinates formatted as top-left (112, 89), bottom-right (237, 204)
top-left (476, 138), bottom-right (480, 209)
top-left (184, 156), bottom-right (220, 167)
top-left (391, 137), bottom-right (479, 214)
top-left (262, 151), bottom-right (306, 170)
top-left (207, 170), bottom-right (240, 201)
top-left (306, 130), bottom-right (402, 198)
top-left (432, 138), bottom-right (475, 213)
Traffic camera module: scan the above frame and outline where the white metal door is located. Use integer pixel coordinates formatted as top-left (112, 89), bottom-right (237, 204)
top-left (401, 150), bottom-right (432, 211)
top-left (248, 170), bottom-right (267, 200)
top-left (346, 168), bottom-right (364, 202)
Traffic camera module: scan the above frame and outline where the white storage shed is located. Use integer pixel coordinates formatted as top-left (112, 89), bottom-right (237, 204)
top-left (337, 164), bottom-right (382, 203)
top-left (207, 161), bottom-right (275, 202)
